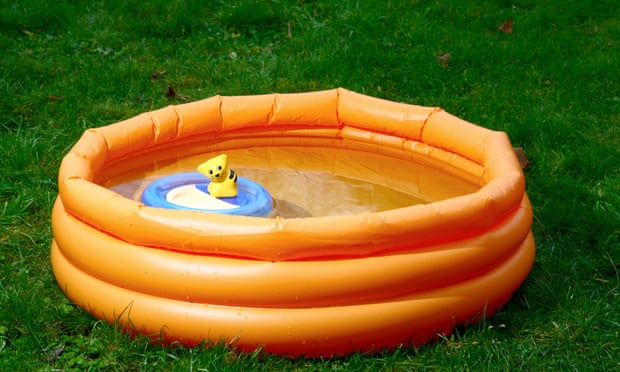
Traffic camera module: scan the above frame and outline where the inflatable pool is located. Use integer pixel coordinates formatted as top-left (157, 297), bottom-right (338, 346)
top-left (51, 88), bottom-right (535, 357)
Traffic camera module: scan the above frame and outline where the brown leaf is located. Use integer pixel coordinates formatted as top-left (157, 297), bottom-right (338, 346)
top-left (513, 147), bottom-right (531, 170)
top-left (151, 69), bottom-right (167, 79)
top-left (165, 86), bottom-right (190, 102)
top-left (498, 19), bottom-right (513, 34)
top-left (436, 52), bottom-right (451, 67)
top-left (166, 86), bottom-right (177, 98)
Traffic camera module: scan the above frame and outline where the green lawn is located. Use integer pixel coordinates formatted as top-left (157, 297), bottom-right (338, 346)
top-left (1, 0), bottom-right (618, 370)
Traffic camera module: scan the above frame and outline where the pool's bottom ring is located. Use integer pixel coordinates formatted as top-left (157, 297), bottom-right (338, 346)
top-left (50, 233), bottom-right (535, 357)
top-left (141, 172), bottom-right (273, 217)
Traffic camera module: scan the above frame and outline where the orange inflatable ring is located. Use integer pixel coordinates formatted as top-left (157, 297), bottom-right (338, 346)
top-left (51, 88), bottom-right (535, 357)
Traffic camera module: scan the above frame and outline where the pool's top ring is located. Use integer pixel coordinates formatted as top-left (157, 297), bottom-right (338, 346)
top-left (141, 172), bottom-right (273, 217)
top-left (56, 87), bottom-right (529, 261)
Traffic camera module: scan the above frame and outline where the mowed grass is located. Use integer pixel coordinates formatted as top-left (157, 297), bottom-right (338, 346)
top-left (1, 0), bottom-right (619, 370)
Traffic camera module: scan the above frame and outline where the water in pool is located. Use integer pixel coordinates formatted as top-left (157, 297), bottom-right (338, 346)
top-left (106, 147), bottom-right (479, 218)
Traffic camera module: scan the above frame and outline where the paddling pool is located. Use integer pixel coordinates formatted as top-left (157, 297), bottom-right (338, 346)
top-left (51, 88), bottom-right (535, 357)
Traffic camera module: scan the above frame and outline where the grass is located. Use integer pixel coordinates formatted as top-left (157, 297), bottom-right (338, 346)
top-left (1, 0), bottom-right (618, 370)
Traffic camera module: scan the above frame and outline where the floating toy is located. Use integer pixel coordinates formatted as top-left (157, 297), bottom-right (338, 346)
top-left (51, 88), bottom-right (535, 357)
top-left (197, 154), bottom-right (239, 198)
top-left (140, 163), bottom-right (273, 217)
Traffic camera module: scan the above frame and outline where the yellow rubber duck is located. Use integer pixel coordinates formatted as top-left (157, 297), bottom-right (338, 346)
top-left (197, 154), bottom-right (238, 198)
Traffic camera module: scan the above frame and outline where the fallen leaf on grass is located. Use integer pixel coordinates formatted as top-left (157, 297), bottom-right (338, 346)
top-left (151, 69), bottom-right (167, 79)
top-left (513, 147), bottom-right (531, 170)
top-left (166, 86), bottom-right (178, 98)
top-left (165, 86), bottom-right (190, 102)
top-left (498, 19), bottom-right (513, 34)
top-left (437, 53), bottom-right (452, 67)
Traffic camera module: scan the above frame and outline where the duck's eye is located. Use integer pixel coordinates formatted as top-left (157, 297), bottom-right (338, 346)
top-left (217, 165), bottom-right (222, 170)
top-left (209, 170), bottom-right (213, 175)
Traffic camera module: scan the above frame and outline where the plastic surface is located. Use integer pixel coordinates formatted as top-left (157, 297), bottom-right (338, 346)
top-left (51, 88), bottom-right (535, 357)
top-left (141, 172), bottom-right (273, 217)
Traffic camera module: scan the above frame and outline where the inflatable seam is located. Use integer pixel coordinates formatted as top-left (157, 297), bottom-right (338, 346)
top-left (270, 94), bottom-right (280, 126)
top-left (335, 88), bottom-right (343, 128)
top-left (419, 107), bottom-right (442, 140)
top-left (171, 105), bottom-right (182, 139)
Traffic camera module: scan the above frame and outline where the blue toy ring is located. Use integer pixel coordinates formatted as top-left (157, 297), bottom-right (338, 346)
top-left (141, 172), bottom-right (273, 217)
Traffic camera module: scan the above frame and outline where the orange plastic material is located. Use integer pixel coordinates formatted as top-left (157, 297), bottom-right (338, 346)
top-left (51, 88), bottom-right (535, 357)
